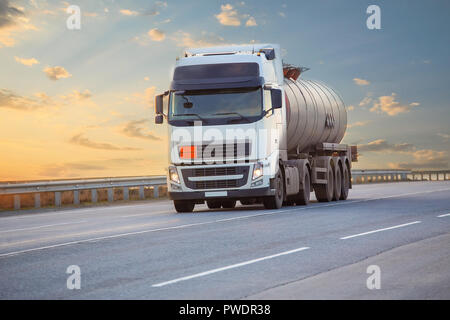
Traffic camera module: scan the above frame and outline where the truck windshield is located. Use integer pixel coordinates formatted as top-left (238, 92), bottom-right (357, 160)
top-left (168, 87), bottom-right (263, 125)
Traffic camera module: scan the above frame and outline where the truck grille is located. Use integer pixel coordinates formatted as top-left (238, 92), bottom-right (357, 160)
top-left (181, 165), bottom-right (249, 190)
top-left (193, 167), bottom-right (237, 177)
top-left (179, 141), bottom-right (251, 164)
top-left (194, 180), bottom-right (238, 189)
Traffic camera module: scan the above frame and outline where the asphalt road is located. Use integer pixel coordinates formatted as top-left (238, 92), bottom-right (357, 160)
top-left (0, 181), bottom-right (449, 299)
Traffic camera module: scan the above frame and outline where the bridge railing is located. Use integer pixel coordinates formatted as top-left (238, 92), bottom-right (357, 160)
top-left (1, 170), bottom-right (449, 210)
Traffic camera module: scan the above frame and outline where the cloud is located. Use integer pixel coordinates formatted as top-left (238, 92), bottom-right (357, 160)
top-left (353, 78), bottom-right (370, 86)
top-left (358, 139), bottom-right (448, 169)
top-left (0, 0), bottom-right (24, 29)
top-left (148, 28), bottom-right (165, 41)
top-left (358, 139), bottom-right (415, 153)
top-left (0, 0), bottom-right (37, 47)
top-left (437, 133), bottom-right (450, 141)
top-left (83, 12), bottom-right (98, 17)
top-left (393, 149), bottom-right (448, 169)
top-left (61, 89), bottom-right (93, 101)
top-left (14, 56), bottom-right (39, 66)
top-left (0, 88), bottom-right (97, 111)
top-left (120, 2), bottom-right (167, 17)
top-left (123, 86), bottom-right (156, 107)
top-left (347, 120), bottom-right (370, 128)
top-left (359, 94), bottom-right (372, 107)
top-left (69, 133), bottom-right (140, 151)
top-left (121, 119), bottom-right (161, 141)
top-left (370, 93), bottom-right (419, 116)
top-left (38, 163), bottom-right (105, 177)
top-left (0, 88), bottom-right (48, 111)
top-left (43, 66), bottom-right (72, 80)
top-left (172, 31), bottom-right (225, 48)
top-left (245, 16), bottom-right (257, 26)
top-left (215, 4), bottom-right (241, 26)
top-left (120, 9), bottom-right (139, 16)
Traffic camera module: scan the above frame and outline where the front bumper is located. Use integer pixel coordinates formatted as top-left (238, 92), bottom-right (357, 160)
top-left (169, 186), bottom-right (274, 201)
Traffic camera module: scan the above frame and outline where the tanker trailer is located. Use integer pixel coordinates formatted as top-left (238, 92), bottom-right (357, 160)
top-left (154, 44), bottom-right (357, 213)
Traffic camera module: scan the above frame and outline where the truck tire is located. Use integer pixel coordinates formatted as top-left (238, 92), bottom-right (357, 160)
top-left (314, 166), bottom-right (334, 202)
top-left (207, 200), bottom-right (222, 209)
top-left (240, 199), bottom-right (256, 205)
top-left (340, 164), bottom-right (350, 200)
top-left (222, 200), bottom-right (236, 209)
top-left (174, 200), bottom-right (195, 213)
top-left (294, 169), bottom-right (310, 205)
top-left (333, 165), bottom-right (342, 201)
top-left (263, 171), bottom-right (284, 209)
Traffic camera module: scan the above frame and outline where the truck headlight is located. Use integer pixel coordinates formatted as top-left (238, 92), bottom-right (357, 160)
top-left (169, 166), bottom-right (180, 184)
top-left (252, 162), bottom-right (263, 180)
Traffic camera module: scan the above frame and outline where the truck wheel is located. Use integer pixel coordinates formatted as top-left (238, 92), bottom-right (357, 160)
top-left (222, 200), bottom-right (236, 209)
top-left (340, 165), bottom-right (350, 200)
top-left (263, 171), bottom-right (284, 209)
top-left (240, 199), bottom-right (256, 205)
top-left (314, 166), bottom-right (334, 202)
top-left (207, 200), bottom-right (222, 209)
top-left (295, 169), bottom-right (310, 205)
top-left (173, 200), bottom-right (195, 213)
top-left (333, 165), bottom-right (342, 201)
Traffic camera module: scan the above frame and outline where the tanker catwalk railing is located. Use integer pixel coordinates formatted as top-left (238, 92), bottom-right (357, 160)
top-left (1, 171), bottom-right (449, 211)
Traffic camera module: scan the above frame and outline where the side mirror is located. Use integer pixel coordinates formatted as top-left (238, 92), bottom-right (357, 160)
top-left (155, 114), bottom-right (163, 124)
top-left (155, 94), bottom-right (164, 115)
top-left (271, 89), bottom-right (282, 109)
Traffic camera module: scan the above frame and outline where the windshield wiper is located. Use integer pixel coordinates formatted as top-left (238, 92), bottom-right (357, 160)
top-left (173, 113), bottom-right (208, 123)
top-left (213, 112), bottom-right (252, 123)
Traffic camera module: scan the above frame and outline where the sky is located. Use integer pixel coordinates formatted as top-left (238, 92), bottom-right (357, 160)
top-left (0, 0), bottom-right (449, 181)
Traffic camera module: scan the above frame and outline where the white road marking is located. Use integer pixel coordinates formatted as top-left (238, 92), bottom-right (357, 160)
top-left (1, 187), bottom-right (449, 258)
top-left (437, 213), bottom-right (450, 218)
top-left (340, 221), bottom-right (421, 240)
top-left (0, 221), bottom-right (87, 234)
top-left (152, 247), bottom-right (310, 287)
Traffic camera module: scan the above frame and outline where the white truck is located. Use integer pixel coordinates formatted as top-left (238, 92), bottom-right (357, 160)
top-left (155, 44), bottom-right (357, 213)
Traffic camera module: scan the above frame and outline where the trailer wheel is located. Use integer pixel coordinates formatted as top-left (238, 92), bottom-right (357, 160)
top-left (263, 171), bottom-right (284, 209)
top-left (222, 200), bottom-right (236, 209)
top-left (314, 166), bottom-right (334, 202)
top-left (173, 200), bottom-right (195, 213)
top-left (340, 164), bottom-right (350, 200)
top-left (240, 199), bottom-right (256, 205)
top-left (295, 169), bottom-right (310, 205)
top-left (207, 200), bottom-right (222, 209)
top-left (333, 165), bottom-right (342, 201)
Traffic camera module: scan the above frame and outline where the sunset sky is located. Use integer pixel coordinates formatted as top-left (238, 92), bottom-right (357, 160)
top-left (0, 0), bottom-right (449, 181)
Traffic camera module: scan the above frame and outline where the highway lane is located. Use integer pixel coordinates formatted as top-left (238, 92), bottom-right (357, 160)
top-left (0, 181), bottom-right (449, 299)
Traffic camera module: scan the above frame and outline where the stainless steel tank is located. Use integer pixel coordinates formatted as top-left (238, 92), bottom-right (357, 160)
top-left (284, 78), bottom-right (347, 153)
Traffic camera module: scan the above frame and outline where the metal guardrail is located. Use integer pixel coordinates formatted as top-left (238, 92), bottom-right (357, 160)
top-left (351, 169), bottom-right (450, 184)
top-left (1, 170), bottom-right (449, 211)
top-left (0, 176), bottom-right (166, 210)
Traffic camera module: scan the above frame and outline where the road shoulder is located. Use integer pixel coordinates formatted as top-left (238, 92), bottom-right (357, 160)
top-left (245, 232), bottom-right (450, 300)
